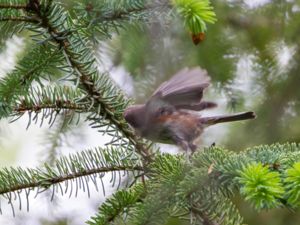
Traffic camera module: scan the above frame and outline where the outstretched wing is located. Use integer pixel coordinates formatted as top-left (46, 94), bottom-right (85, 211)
top-left (142, 67), bottom-right (214, 134)
top-left (149, 67), bottom-right (212, 108)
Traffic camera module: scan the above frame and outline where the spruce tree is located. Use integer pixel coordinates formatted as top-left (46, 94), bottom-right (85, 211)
top-left (0, 0), bottom-right (300, 224)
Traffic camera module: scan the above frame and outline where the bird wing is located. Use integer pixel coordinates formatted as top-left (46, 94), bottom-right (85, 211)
top-left (141, 67), bottom-right (213, 135)
top-left (149, 67), bottom-right (212, 108)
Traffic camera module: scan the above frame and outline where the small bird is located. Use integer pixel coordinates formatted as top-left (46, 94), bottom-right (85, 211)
top-left (124, 67), bottom-right (256, 153)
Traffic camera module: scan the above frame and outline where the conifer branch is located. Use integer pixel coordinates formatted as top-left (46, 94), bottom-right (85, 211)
top-left (77, 0), bottom-right (171, 41)
top-left (0, 147), bottom-right (143, 201)
top-left (85, 1), bottom-right (169, 23)
top-left (24, 0), bottom-right (153, 162)
top-left (190, 207), bottom-right (219, 225)
top-left (2, 1), bottom-right (289, 224)
top-left (8, 84), bottom-right (89, 127)
top-left (193, 143), bottom-right (300, 210)
top-left (87, 184), bottom-right (145, 225)
top-left (0, 45), bottom-right (64, 118)
top-left (13, 95), bottom-right (89, 113)
top-left (0, 16), bottom-right (38, 23)
top-left (14, 102), bottom-right (88, 113)
top-left (0, 3), bottom-right (27, 9)
top-left (0, 166), bottom-right (142, 195)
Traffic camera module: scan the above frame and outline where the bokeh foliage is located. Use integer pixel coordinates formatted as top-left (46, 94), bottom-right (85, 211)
top-left (1, 0), bottom-right (300, 224)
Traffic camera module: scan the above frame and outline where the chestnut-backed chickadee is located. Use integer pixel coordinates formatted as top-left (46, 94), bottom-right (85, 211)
top-left (124, 67), bottom-right (256, 152)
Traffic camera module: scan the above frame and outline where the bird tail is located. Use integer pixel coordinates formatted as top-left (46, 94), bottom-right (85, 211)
top-left (200, 111), bottom-right (256, 126)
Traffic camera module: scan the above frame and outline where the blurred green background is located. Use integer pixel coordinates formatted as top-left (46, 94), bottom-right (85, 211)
top-left (1, 0), bottom-right (300, 224)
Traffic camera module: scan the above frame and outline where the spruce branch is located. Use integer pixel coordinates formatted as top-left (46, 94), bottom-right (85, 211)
top-left (87, 183), bottom-right (145, 225)
top-left (0, 45), bottom-right (65, 119)
top-left (83, 0), bottom-right (164, 21)
top-left (178, 162), bottom-right (243, 224)
top-left (0, 147), bottom-right (143, 211)
top-left (14, 102), bottom-right (88, 113)
top-left (0, 1), bottom-right (39, 41)
top-left (0, 16), bottom-right (38, 22)
top-left (190, 206), bottom-right (219, 225)
top-left (285, 162), bottom-right (300, 207)
top-left (0, 3), bottom-right (27, 9)
top-left (188, 187), bottom-right (243, 225)
top-left (238, 163), bottom-right (285, 210)
top-left (9, 85), bottom-right (89, 127)
top-left (126, 154), bottom-right (186, 225)
top-left (193, 143), bottom-right (300, 210)
top-left (0, 165), bottom-right (141, 195)
top-left (2, 1), bottom-right (291, 224)
top-left (24, 0), bottom-right (153, 162)
top-left (76, 0), bottom-right (170, 40)
top-left (12, 85), bottom-right (87, 113)
top-left (122, 154), bottom-right (243, 225)
top-left (112, 144), bottom-right (300, 224)
top-left (172, 0), bottom-right (217, 33)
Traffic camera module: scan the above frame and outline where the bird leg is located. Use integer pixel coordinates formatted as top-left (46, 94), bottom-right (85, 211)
top-left (175, 138), bottom-right (194, 161)
top-left (173, 136), bottom-right (187, 155)
top-left (188, 143), bottom-right (197, 154)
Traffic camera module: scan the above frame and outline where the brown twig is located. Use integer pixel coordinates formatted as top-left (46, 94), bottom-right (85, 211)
top-left (14, 102), bottom-right (88, 113)
top-left (0, 4), bottom-right (27, 9)
top-left (0, 16), bottom-right (38, 23)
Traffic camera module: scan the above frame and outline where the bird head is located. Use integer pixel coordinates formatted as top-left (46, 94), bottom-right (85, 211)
top-left (123, 104), bottom-right (146, 130)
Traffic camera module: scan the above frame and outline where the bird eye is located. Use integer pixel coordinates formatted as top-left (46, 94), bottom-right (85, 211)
top-left (157, 107), bottom-right (172, 116)
top-left (159, 108), bottom-right (165, 115)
